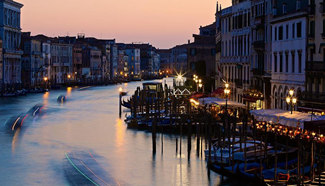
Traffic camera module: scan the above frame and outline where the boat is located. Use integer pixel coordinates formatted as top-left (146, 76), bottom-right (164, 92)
top-left (121, 100), bottom-right (131, 109)
top-left (205, 139), bottom-right (272, 164)
top-left (57, 95), bottom-right (66, 103)
top-left (28, 104), bottom-right (44, 117)
top-left (5, 113), bottom-right (29, 132)
top-left (64, 151), bottom-right (121, 186)
top-left (3, 92), bottom-right (16, 97)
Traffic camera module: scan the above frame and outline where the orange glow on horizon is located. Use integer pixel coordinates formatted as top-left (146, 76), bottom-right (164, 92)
top-left (19, 0), bottom-right (231, 48)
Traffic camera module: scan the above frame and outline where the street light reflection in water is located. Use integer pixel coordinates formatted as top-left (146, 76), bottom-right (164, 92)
top-left (0, 79), bottom-right (234, 186)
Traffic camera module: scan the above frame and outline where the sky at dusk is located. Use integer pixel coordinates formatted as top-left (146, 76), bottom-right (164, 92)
top-left (19, 0), bottom-right (231, 49)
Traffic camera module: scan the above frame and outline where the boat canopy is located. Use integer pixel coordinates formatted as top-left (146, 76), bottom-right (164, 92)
top-left (250, 109), bottom-right (325, 129)
top-left (198, 97), bottom-right (246, 108)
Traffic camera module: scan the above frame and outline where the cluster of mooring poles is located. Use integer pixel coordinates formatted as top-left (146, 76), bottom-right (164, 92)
top-left (120, 83), bottom-right (325, 185)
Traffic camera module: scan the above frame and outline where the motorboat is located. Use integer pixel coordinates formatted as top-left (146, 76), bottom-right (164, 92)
top-left (64, 151), bottom-right (121, 186)
top-left (5, 114), bottom-right (29, 132)
top-left (57, 95), bottom-right (66, 103)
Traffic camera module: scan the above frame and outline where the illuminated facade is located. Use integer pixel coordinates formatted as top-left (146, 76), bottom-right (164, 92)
top-left (0, 0), bottom-right (23, 90)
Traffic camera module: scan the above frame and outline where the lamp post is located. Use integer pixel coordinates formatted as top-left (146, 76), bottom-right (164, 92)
top-left (224, 83), bottom-right (230, 113)
top-left (286, 89), bottom-right (297, 114)
top-left (198, 79), bottom-right (203, 92)
top-left (193, 75), bottom-right (199, 92)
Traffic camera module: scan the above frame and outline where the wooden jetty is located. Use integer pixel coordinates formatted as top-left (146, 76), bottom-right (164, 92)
top-left (120, 81), bottom-right (325, 186)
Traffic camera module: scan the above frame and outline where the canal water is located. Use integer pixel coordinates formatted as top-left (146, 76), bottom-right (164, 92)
top-left (0, 79), bottom-right (241, 186)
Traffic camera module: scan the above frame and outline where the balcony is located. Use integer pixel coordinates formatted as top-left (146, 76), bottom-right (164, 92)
top-left (252, 40), bottom-right (265, 51)
top-left (306, 61), bottom-right (325, 71)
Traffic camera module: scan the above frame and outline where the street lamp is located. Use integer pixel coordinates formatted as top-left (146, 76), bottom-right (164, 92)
top-left (67, 74), bottom-right (71, 86)
top-left (224, 83), bottom-right (230, 113)
top-left (198, 79), bottom-right (203, 92)
top-left (43, 77), bottom-right (48, 89)
top-left (286, 89), bottom-right (297, 114)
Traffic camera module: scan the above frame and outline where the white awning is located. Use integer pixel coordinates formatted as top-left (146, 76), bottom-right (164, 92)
top-left (250, 109), bottom-right (325, 128)
top-left (198, 97), bottom-right (246, 108)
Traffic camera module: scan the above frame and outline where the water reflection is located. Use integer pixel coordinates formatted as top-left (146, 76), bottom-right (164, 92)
top-left (0, 79), bottom-right (226, 186)
top-left (11, 128), bottom-right (21, 153)
top-left (66, 87), bottom-right (72, 97)
top-left (115, 119), bottom-right (125, 148)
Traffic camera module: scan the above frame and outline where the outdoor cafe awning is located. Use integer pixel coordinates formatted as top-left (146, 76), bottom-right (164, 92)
top-left (250, 109), bottom-right (325, 129)
top-left (198, 97), bottom-right (246, 108)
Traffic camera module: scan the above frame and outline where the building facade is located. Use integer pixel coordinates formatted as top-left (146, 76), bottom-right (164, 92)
top-left (188, 22), bottom-right (217, 91)
top-left (125, 48), bottom-right (141, 77)
top-left (21, 32), bottom-right (44, 88)
top-left (220, 0), bottom-right (252, 103)
top-left (89, 47), bottom-right (101, 80)
top-left (300, 0), bottom-right (325, 113)
top-left (0, 0), bottom-right (23, 91)
top-left (157, 49), bottom-right (171, 74)
top-left (270, 0), bottom-right (308, 110)
top-left (118, 50), bottom-right (128, 78)
top-left (170, 44), bottom-right (188, 74)
top-left (51, 43), bottom-right (73, 84)
top-left (42, 41), bottom-right (51, 82)
top-left (247, 0), bottom-right (273, 109)
top-left (0, 40), bottom-right (3, 93)
top-left (110, 44), bottom-right (118, 79)
top-left (72, 46), bottom-right (82, 81)
top-left (101, 44), bottom-right (111, 81)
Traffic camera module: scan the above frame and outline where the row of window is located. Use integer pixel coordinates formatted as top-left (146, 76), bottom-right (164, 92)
top-left (273, 51), bottom-right (302, 74)
top-left (4, 30), bottom-right (20, 50)
top-left (274, 22), bottom-right (302, 41)
top-left (222, 65), bottom-right (250, 83)
top-left (221, 35), bottom-right (250, 57)
top-left (3, 8), bottom-right (21, 28)
top-left (221, 10), bottom-right (250, 33)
